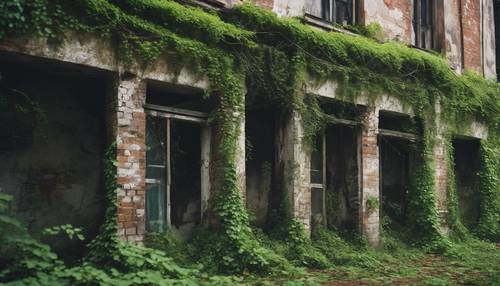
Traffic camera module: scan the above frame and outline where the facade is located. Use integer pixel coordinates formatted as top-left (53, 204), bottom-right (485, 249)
top-left (0, 0), bottom-right (498, 251)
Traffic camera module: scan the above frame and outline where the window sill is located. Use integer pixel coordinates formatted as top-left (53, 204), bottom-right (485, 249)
top-left (303, 14), bottom-right (334, 31)
top-left (303, 14), bottom-right (359, 37)
top-left (180, 0), bottom-right (226, 10)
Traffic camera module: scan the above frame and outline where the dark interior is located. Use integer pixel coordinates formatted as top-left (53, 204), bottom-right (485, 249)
top-left (380, 136), bottom-right (414, 229)
top-left (325, 124), bottom-right (360, 232)
top-left (0, 59), bottom-right (108, 264)
top-left (146, 80), bottom-right (209, 112)
top-left (170, 120), bottom-right (201, 233)
top-left (452, 138), bottom-right (481, 230)
top-left (245, 110), bottom-right (276, 226)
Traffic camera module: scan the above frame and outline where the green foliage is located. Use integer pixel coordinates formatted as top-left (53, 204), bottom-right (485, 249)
top-left (42, 224), bottom-right (85, 241)
top-left (228, 3), bottom-right (499, 130)
top-left (0, 0), bottom-right (499, 281)
top-left (476, 140), bottom-right (500, 241)
top-left (406, 130), bottom-right (447, 251)
top-left (365, 196), bottom-right (379, 215)
top-left (344, 23), bottom-right (385, 41)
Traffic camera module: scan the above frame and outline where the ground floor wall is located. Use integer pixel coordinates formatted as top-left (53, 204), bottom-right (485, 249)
top-left (0, 59), bottom-right (108, 260)
top-left (0, 37), bottom-right (490, 247)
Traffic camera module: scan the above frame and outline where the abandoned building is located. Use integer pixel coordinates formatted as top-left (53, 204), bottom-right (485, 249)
top-left (0, 0), bottom-right (498, 254)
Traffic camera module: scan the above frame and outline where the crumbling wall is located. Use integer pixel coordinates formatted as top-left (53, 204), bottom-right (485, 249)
top-left (363, 0), bottom-right (413, 43)
top-left (0, 61), bottom-right (106, 260)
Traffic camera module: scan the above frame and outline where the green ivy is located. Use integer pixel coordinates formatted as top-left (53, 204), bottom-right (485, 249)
top-left (476, 141), bottom-right (500, 241)
top-left (0, 0), bottom-right (499, 278)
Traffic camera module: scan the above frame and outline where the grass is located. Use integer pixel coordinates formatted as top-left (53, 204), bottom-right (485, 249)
top-left (231, 234), bottom-right (500, 285)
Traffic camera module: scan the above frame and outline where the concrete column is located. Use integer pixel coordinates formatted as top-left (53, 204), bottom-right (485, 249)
top-left (361, 107), bottom-right (380, 247)
top-left (482, 0), bottom-right (497, 79)
top-left (114, 74), bottom-right (147, 242)
top-left (434, 101), bottom-right (449, 234)
top-left (236, 114), bottom-right (246, 201)
top-left (279, 111), bottom-right (311, 231)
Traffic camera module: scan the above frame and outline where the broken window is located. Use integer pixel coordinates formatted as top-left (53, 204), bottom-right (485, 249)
top-left (413, 0), bottom-right (435, 49)
top-left (452, 138), bottom-right (481, 230)
top-left (145, 84), bottom-right (210, 239)
top-left (378, 112), bottom-right (418, 230)
top-left (310, 100), bottom-right (362, 231)
top-left (306, 0), bottom-right (357, 25)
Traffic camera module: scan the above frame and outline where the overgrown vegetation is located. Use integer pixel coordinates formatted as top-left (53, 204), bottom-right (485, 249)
top-left (0, 0), bottom-right (499, 284)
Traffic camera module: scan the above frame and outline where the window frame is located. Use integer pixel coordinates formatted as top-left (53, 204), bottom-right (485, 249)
top-left (412, 0), bottom-right (436, 50)
top-left (144, 103), bottom-right (210, 233)
top-left (305, 0), bottom-right (358, 27)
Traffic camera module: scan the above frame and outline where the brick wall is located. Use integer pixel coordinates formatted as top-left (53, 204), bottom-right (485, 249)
top-left (115, 76), bottom-right (147, 242)
top-left (461, 0), bottom-right (482, 73)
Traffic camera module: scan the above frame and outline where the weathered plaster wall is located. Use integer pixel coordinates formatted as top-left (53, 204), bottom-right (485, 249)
top-left (482, 0), bottom-right (497, 79)
top-left (363, 0), bottom-right (412, 43)
top-left (444, 0), bottom-right (464, 72)
top-left (277, 111), bottom-right (311, 230)
top-left (0, 62), bottom-right (106, 259)
top-left (273, 0), bottom-right (306, 17)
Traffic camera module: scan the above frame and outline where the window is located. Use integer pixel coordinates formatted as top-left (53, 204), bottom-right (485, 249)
top-left (310, 134), bottom-right (326, 225)
top-left (413, 0), bottom-right (435, 49)
top-left (306, 0), bottom-right (356, 25)
top-left (144, 92), bottom-right (210, 235)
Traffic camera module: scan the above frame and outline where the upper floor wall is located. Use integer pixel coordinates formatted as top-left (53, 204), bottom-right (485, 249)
top-left (234, 0), bottom-right (498, 80)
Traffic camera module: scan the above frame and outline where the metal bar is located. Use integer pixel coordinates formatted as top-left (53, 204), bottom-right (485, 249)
top-left (322, 130), bottom-right (327, 223)
top-left (166, 118), bottom-right (171, 226)
top-left (378, 128), bottom-right (419, 142)
top-left (145, 178), bottom-right (161, 184)
top-left (310, 183), bottom-right (324, 189)
top-left (145, 109), bottom-right (207, 123)
top-left (144, 103), bottom-right (208, 119)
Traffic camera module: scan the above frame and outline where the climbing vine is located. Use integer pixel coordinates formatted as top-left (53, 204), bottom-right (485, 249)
top-left (0, 0), bottom-right (499, 280)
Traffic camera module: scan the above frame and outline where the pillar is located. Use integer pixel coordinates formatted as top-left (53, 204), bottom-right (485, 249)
top-left (361, 107), bottom-right (380, 247)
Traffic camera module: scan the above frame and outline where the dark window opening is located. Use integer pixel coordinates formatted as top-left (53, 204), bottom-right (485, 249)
top-left (306, 0), bottom-right (357, 25)
top-left (495, 0), bottom-right (500, 81)
top-left (452, 138), bottom-right (481, 230)
top-left (325, 125), bottom-right (360, 232)
top-left (145, 84), bottom-right (208, 240)
top-left (378, 111), bottom-right (419, 230)
top-left (310, 99), bottom-right (361, 232)
top-left (0, 58), bottom-right (108, 263)
top-left (146, 81), bottom-right (211, 113)
top-left (379, 111), bottom-right (419, 135)
top-left (413, 0), bottom-right (435, 50)
top-left (245, 110), bottom-right (276, 227)
top-left (380, 136), bottom-right (415, 230)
